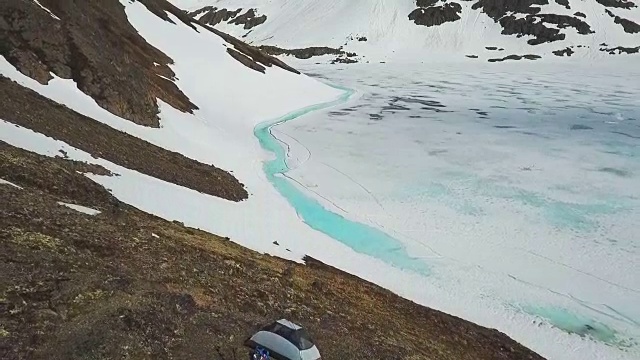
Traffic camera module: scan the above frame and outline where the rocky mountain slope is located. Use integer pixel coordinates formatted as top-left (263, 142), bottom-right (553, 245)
top-left (175, 0), bottom-right (640, 62)
top-left (1, 0), bottom-right (546, 359)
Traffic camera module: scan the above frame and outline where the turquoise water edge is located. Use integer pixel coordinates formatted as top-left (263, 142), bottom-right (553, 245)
top-left (253, 83), bottom-right (431, 276)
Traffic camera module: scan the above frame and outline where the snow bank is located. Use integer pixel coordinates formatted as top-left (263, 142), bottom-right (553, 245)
top-left (57, 202), bottom-right (102, 216)
top-left (0, 178), bottom-right (23, 189)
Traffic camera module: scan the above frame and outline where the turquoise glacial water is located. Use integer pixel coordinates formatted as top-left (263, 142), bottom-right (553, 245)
top-left (253, 83), bottom-right (430, 276)
top-left (521, 305), bottom-right (636, 348)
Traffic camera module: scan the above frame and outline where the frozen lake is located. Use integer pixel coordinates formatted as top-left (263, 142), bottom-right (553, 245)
top-left (264, 62), bottom-right (640, 360)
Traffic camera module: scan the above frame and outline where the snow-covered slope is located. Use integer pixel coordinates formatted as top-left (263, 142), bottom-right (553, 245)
top-left (172, 0), bottom-right (640, 62)
top-left (0, 0), bottom-right (343, 260)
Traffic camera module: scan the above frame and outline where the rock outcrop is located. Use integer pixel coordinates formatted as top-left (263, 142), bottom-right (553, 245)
top-left (191, 6), bottom-right (267, 30)
top-left (409, 2), bottom-right (463, 27)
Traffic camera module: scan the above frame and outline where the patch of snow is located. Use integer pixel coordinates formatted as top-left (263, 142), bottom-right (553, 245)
top-left (32, 0), bottom-right (61, 21)
top-left (57, 201), bottom-right (102, 215)
top-left (0, 178), bottom-right (23, 189)
top-left (151, 233), bottom-right (160, 238)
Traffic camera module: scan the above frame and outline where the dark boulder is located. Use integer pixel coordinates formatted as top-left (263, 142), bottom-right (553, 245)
top-left (488, 54), bottom-right (541, 62)
top-left (409, 2), bottom-right (463, 26)
top-left (553, 47), bottom-right (575, 56)
top-left (605, 9), bottom-right (640, 33)
top-left (595, 0), bottom-right (637, 9)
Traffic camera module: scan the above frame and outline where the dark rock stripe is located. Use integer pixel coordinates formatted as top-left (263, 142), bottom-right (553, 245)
top-left (605, 9), bottom-right (640, 33)
top-left (0, 76), bottom-right (248, 201)
top-left (488, 54), bottom-right (541, 62)
top-left (553, 47), bottom-right (575, 56)
top-left (600, 45), bottom-right (640, 54)
top-left (596, 0), bottom-right (637, 9)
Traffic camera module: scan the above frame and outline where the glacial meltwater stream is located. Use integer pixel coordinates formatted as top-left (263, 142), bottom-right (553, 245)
top-left (254, 83), bottom-right (431, 276)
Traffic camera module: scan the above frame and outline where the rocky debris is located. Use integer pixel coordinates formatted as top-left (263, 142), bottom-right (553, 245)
top-left (555, 0), bottom-right (571, 8)
top-left (574, 11), bottom-right (587, 17)
top-left (485, 46), bottom-right (504, 50)
top-left (599, 44), bottom-right (640, 54)
top-left (553, 47), bottom-right (575, 56)
top-left (605, 9), bottom-right (640, 33)
top-left (488, 54), bottom-right (542, 62)
top-left (192, 6), bottom-right (242, 26)
top-left (0, 76), bottom-right (248, 202)
top-left (466, 54), bottom-right (479, 58)
top-left (409, 2), bottom-right (463, 27)
top-left (357, 36), bottom-right (368, 41)
top-left (498, 13), bottom-right (593, 45)
top-left (330, 56), bottom-right (358, 64)
top-left (0, 142), bottom-right (546, 360)
top-left (229, 9), bottom-right (268, 30)
top-left (190, 6), bottom-right (267, 30)
top-left (417, 0), bottom-right (440, 7)
top-left (227, 47), bottom-right (266, 73)
top-left (472, 0), bottom-right (594, 45)
top-left (472, 0), bottom-right (548, 19)
top-left (595, 0), bottom-right (637, 9)
top-left (498, 15), bottom-right (565, 44)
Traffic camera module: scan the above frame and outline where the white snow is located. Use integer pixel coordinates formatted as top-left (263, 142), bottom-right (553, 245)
top-left (151, 233), bottom-right (160, 238)
top-left (57, 201), bottom-right (102, 216)
top-left (32, 0), bottom-right (61, 20)
top-left (174, 0), bottom-right (640, 62)
top-left (0, 178), bottom-right (23, 189)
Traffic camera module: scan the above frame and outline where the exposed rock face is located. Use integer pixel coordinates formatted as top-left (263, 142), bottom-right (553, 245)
top-left (409, 2), bottom-right (463, 27)
top-left (227, 47), bottom-right (266, 73)
top-left (192, 6), bottom-right (241, 26)
top-left (190, 6), bottom-right (267, 29)
top-left (472, 0), bottom-right (548, 19)
top-left (0, 0), bottom-right (298, 128)
top-left (595, 0), bottom-right (637, 8)
top-left (229, 8), bottom-right (268, 29)
top-left (555, 0), bottom-right (571, 8)
top-left (259, 45), bottom-right (358, 64)
top-left (0, 0), bottom-right (197, 127)
top-left (488, 54), bottom-right (542, 61)
top-left (259, 45), bottom-right (347, 59)
top-left (417, 0), bottom-right (440, 7)
top-left (605, 9), bottom-right (640, 33)
top-left (472, 0), bottom-right (595, 45)
top-left (553, 47), bottom-right (575, 56)
top-left (600, 44), bottom-right (640, 53)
